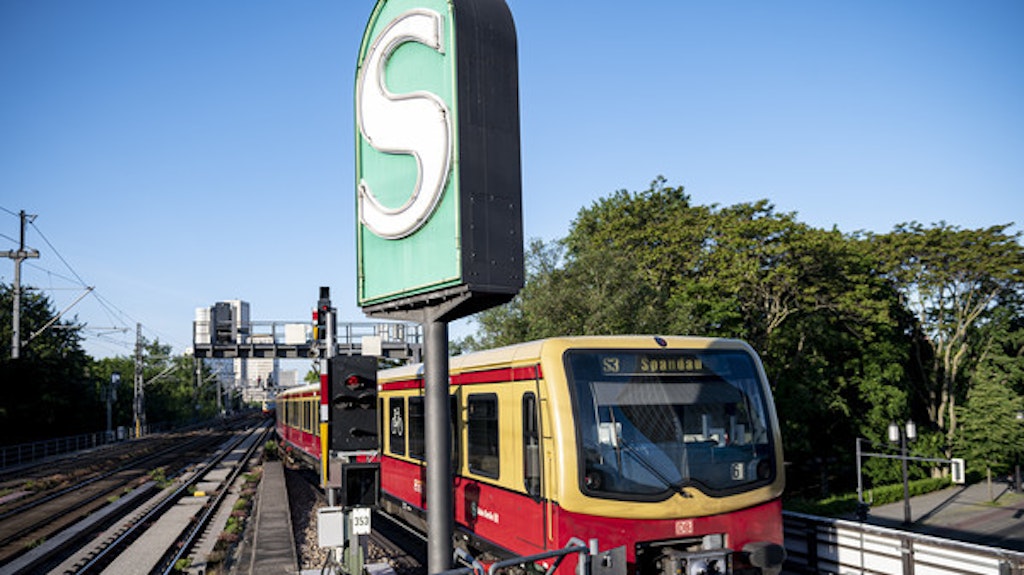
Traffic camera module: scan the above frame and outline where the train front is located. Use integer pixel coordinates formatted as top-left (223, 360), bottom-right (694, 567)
top-left (552, 338), bottom-right (786, 575)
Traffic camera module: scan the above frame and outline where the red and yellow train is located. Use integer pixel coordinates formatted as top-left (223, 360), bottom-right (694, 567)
top-left (278, 335), bottom-right (786, 575)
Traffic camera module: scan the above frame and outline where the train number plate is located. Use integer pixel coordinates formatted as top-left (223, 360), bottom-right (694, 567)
top-left (350, 507), bottom-right (372, 535)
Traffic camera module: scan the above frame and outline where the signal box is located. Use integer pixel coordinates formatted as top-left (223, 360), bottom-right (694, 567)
top-left (329, 356), bottom-right (378, 452)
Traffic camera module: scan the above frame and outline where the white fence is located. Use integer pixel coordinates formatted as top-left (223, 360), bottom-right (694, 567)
top-left (783, 511), bottom-right (1024, 575)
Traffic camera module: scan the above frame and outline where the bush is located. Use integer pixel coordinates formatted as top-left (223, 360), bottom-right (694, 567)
top-left (784, 476), bottom-right (953, 517)
top-left (867, 476), bottom-right (952, 506)
top-left (263, 440), bottom-right (279, 460)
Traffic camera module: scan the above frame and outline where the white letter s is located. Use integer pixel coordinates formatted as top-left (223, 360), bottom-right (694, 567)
top-left (356, 9), bottom-right (452, 240)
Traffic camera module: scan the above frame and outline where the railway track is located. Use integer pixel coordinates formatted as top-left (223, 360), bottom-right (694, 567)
top-left (0, 433), bottom-right (195, 514)
top-left (0, 434), bottom-right (216, 555)
top-left (0, 414), bottom-right (270, 574)
top-left (369, 509), bottom-right (427, 574)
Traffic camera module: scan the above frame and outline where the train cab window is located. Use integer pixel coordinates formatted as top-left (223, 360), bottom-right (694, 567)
top-left (408, 396), bottom-right (425, 460)
top-left (467, 393), bottom-right (499, 478)
top-left (523, 393), bottom-right (541, 498)
top-left (567, 349), bottom-right (777, 499)
top-left (389, 397), bottom-right (406, 456)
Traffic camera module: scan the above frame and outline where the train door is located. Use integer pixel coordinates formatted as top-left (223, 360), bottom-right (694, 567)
top-left (517, 390), bottom-right (548, 551)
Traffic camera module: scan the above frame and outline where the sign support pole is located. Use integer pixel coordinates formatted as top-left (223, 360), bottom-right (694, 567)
top-left (425, 319), bottom-right (452, 574)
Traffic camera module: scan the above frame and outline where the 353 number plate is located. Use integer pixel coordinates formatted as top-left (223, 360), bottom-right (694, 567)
top-left (351, 507), bottom-right (371, 536)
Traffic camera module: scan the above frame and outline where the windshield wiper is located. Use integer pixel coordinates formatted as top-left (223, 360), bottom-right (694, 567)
top-left (615, 433), bottom-right (693, 499)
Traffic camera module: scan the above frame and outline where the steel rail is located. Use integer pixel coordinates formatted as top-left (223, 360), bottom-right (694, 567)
top-left (157, 423), bottom-right (272, 574)
top-left (0, 434), bottom-right (210, 524)
top-left (75, 425), bottom-right (260, 574)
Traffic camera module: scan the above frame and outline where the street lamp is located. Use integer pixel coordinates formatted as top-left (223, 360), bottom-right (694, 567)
top-left (889, 420), bottom-right (917, 525)
top-left (1015, 411), bottom-right (1023, 493)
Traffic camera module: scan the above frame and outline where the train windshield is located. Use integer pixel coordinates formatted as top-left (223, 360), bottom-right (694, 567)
top-left (566, 348), bottom-right (777, 499)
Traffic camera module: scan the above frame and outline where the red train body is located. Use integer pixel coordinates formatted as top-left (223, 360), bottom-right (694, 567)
top-left (276, 385), bottom-right (321, 465)
top-left (278, 336), bottom-right (786, 575)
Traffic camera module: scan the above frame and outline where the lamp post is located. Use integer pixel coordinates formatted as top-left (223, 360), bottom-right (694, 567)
top-left (889, 420), bottom-right (917, 525)
top-left (1015, 411), bottom-right (1023, 493)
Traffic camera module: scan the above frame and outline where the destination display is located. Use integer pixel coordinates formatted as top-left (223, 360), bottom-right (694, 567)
top-left (601, 354), bottom-right (706, 376)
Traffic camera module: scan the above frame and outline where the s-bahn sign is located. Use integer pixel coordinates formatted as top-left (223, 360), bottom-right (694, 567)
top-left (355, 0), bottom-right (523, 318)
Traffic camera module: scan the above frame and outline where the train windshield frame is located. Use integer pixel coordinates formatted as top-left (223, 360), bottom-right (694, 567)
top-left (565, 348), bottom-right (777, 500)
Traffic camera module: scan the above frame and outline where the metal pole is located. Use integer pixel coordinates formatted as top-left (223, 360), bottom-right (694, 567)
top-left (856, 438), bottom-right (863, 504)
top-left (107, 373), bottom-right (119, 440)
top-left (901, 432), bottom-right (911, 525)
top-left (216, 369), bottom-right (223, 415)
top-left (323, 299), bottom-right (335, 502)
top-left (134, 323), bottom-right (145, 437)
top-left (1015, 460), bottom-right (1021, 494)
top-left (6, 210), bottom-right (39, 359)
top-left (194, 356), bottom-right (201, 418)
top-left (425, 319), bottom-right (452, 574)
top-left (12, 246), bottom-right (21, 359)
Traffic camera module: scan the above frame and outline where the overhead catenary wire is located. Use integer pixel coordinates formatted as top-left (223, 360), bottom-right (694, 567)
top-left (3, 210), bottom-right (183, 356)
top-left (28, 219), bottom-right (88, 287)
top-left (5, 209), bottom-right (193, 356)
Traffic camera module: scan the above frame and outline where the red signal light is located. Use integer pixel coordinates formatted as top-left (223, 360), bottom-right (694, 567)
top-left (345, 375), bottom-right (363, 390)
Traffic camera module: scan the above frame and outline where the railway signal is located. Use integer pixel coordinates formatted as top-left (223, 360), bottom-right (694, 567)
top-left (329, 355), bottom-right (378, 452)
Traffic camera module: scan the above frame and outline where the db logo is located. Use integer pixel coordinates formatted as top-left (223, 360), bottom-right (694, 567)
top-left (675, 520), bottom-right (694, 536)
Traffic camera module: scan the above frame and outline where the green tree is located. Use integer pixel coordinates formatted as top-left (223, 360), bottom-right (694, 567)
top-left (956, 313), bottom-right (1024, 480)
top-left (468, 179), bottom-right (916, 495)
top-left (956, 369), bottom-right (1024, 482)
top-left (0, 283), bottom-right (97, 442)
top-left (872, 223), bottom-right (1024, 452)
top-left (139, 340), bottom-right (222, 426)
top-left (89, 356), bottom-right (136, 433)
top-left (89, 339), bottom-right (221, 431)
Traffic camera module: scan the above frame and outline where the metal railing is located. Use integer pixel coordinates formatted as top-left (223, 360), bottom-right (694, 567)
top-left (0, 428), bottom-right (135, 470)
top-left (783, 510), bottom-right (1024, 575)
top-left (192, 319), bottom-right (423, 347)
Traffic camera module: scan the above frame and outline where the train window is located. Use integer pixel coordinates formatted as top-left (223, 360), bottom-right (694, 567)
top-left (523, 393), bottom-right (541, 498)
top-left (467, 394), bottom-right (499, 478)
top-left (408, 396), bottom-right (425, 460)
top-left (389, 397), bottom-right (406, 456)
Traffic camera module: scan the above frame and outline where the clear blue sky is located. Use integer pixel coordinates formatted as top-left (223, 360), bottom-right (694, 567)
top-left (2, 1), bottom-right (1022, 359)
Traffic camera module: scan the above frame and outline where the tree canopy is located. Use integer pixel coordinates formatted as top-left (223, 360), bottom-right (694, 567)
top-left (1, 284), bottom-right (220, 444)
top-left (463, 177), bottom-right (1024, 495)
